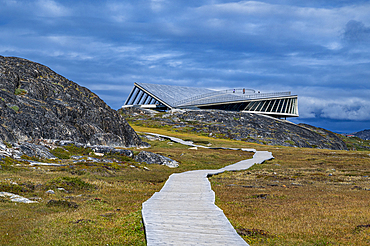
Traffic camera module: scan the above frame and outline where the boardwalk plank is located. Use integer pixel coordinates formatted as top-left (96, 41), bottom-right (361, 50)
top-left (142, 133), bottom-right (273, 245)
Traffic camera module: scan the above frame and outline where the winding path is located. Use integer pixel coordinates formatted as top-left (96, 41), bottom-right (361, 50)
top-left (142, 133), bottom-right (274, 245)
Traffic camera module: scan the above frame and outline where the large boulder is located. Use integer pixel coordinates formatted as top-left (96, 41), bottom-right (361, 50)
top-left (90, 145), bottom-right (134, 158)
top-left (0, 56), bottom-right (144, 147)
top-left (134, 151), bottom-right (179, 168)
top-left (16, 142), bottom-right (56, 159)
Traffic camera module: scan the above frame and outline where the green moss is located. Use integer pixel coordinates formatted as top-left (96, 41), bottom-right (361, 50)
top-left (50, 147), bottom-right (71, 159)
top-left (105, 153), bottom-right (133, 162)
top-left (14, 88), bottom-right (27, 95)
top-left (1, 156), bottom-right (15, 166)
top-left (284, 140), bottom-right (295, 145)
top-left (9, 105), bottom-right (19, 112)
top-left (3, 141), bottom-right (12, 148)
top-left (63, 144), bottom-right (92, 156)
top-left (21, 155), bottom-right (42, 162)
top-left (52, 82), bottom-right (64, 88)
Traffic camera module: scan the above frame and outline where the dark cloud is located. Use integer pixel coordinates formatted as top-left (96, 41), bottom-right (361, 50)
top-left (0, 0), bottom-right (369, 132)
top-left (343, 20), bottom-right (370, 44)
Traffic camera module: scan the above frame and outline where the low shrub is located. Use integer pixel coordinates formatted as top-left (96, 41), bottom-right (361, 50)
top-left (45, 177), bottom-right (95, 192)
top-left (9, 105), bottom-right (19, 112)
top-left (14, 88), bottom-right (27, 95)
top-left (50, 147), bottom-right (71, 159)
top-left (63, 144), bottom-right (92, 156)
top-left (46, 199), bottom-right (78, 208)
top-left (0, 182), bottom-right (34, 194)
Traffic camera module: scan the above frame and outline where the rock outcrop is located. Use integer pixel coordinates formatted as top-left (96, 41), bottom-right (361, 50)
top-left (134, 151), bottom-right (179, 168)
top-left (0, 56), bottom-right (144, 147)
top-left (89, 145), bottom-right (134, 158)
top-left (17, 142), bottom-right (56, 159)
top-left (121, 107), bottom-right (348, 150)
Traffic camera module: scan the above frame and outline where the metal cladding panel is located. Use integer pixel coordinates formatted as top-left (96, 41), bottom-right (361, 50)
top-left (136, 82), bottom-right (214, 108)
top-left (177, 91), bottom-right (292, 107)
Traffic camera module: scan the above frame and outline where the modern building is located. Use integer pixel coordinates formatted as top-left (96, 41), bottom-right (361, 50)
top-left (123, 82), bottom-right (298, 118)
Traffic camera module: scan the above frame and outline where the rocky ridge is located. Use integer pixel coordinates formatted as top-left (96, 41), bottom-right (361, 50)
top-left (354, 129), bottom-right (370, 140)
top-left (0, 56), bottom-right (144, 147)
top-left (121, 107), bottom-right (348, 150)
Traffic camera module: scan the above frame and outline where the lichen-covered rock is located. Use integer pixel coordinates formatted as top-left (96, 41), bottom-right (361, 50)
top-left (0, 140), bottom-right (56, 159)
top-left (16, 142), bottom-right (56, 159)
top-left (0, 56), bottom-right (144, 147)
top-left (0, 140), bottom-right (22, 159)
top-left (134, 151), bottom-right (179, 168)
top-left (90, 145), bottom-right (134, 158)
top-left (111, 149), bottom-right (135, 158)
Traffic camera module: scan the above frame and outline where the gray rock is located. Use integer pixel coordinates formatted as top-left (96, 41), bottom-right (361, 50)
top-left (59, 141), bottom-right (86, 148)
top-left (0, 141), bottom-right (7, 150)
top-left (134, 151), bottom-right (179, 168)
top-left (28, 161), bottom-right (65, 167)
top-left (0, 55), bottom-right (145, 147)
top-left (17, 142), bottom-right (56, 159)
top-left (110, 149), bottom-right (134, 158)
top-left (0, 140), bottom-right (22, 159)
top-left (46, 190), bottom-right (55, 194)
top-left (90, 145), bottom-right (114, 154)
top-left (0, 192), bottom-right (38, 203)
top-left (90, 145), bottom-right (134, 158)
top-left (142, 134), bottom-right (165, 141)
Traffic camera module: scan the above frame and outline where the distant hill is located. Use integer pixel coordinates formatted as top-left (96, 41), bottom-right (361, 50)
top-left (353, 129), bottom-right (370, 140)
top-left (0, 56), bottom-right (144, 147)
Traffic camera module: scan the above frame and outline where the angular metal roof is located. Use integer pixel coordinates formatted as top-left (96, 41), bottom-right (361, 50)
top-left (136, 82), bottom-right (214, 107)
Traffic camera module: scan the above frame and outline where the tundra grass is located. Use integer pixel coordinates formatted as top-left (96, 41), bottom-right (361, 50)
top-left (133, 125), bottom-right (370, 245)
top-left (1, 126), bottom-right (369, 245)
top-left (210, 147), bottom-right (370, 245)
top-left (0, 131), bottom-right (253, 246)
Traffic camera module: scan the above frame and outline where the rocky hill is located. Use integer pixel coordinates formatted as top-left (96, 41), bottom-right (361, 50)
top-left (121, 107), bottom-right (348, 150)
top-left (0, 56), bottom-right (144, 147)
top-left (353, 129), bottom-right (370, 140)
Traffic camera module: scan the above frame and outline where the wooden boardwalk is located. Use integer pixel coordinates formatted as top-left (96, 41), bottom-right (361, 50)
top-left (142, 133), bottom-right (273, 245)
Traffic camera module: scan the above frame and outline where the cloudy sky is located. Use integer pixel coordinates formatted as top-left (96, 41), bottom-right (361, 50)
top-left (1, 0), bottom-right (369, 133)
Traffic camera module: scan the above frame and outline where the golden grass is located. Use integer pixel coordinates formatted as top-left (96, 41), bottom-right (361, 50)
top-left (210, 147), bottom-right (370, 245)
top-left (1, 125), bottom-right (369, 245)
top-left (0, 130), bottom-right (253, 245)
top-left (0, 170), bottom-right (155, 245)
